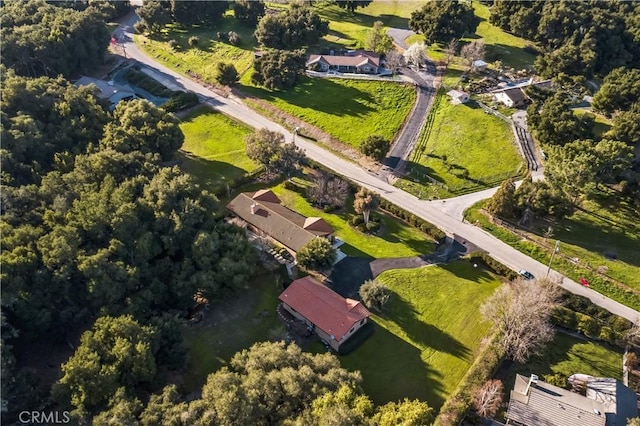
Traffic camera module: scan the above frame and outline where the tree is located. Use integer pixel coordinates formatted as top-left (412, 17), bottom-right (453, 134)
top-left (373, 399), bottom-right (434, 426)
top-left (296, 238), bottom-right (337, 271)
top-left (403, 42), bottom-right (427, 69)
top-left (55, 315), bottom-right (156, 413)
top-left (294, 384), bottom-right (374, 426)
top-left (233, 0), bottom-right (265, 26)
top-left (592, 68), bottom-right (640, 114)
top-left (409, 1), bottom-right (477, 45)
top-left (170, 0), bottom-right (228, 26)
top-left (187, 341), bottom-right (361, 424)
top-left (385, 50), bottom-right (405, 75)
top-left (480, 279), bottom-right (560, 362)
top-left (136, 1), bottom-right (172, 34)
top-left (527, 92), bottom-right (594, 146)
top-left (335, 0), bottom-right (372, 13)
top-left (100, 99), bottom-right (184, 161)
top-left (472, 380), bottom-right (503, 418)
top-left (353, 188), bottom-right (378, 225)
top-left (607, 102), bottom-right (640, 145)
top-left (251, 49), bottom-right (307, 90)
top-left (245, 128), bottom-right (304, 175)
top-left (486, 178), bottom-right (517, 219)
top-left (514, 178), bottom-right (574, 220)
top-left (460, 40), bottom-right (486, 71)
top-left (215, 62), bottom-right (239, 86)
top-left (139, 385), bottom-right (189, 426)
top-left (92, 388), bottom-right (143, 426)
top-left (359, 135), bottom-right (390, 161)
top-left (365, 21), bottom-right (393, 55)
top-left (254, 3), bottom-right (328, 49)
top-left (443, 39), bottom-right (459, 66)
top-left (359, 280), bottom-right (390, 312)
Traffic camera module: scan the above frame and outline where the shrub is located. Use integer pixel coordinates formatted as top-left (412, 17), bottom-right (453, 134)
top-left (228, 31), bottom-right (241, 46)
top-left (366, 221), bottom-right (380, 232)
top-left (215, 62), bottom-right (239, 86)
top-left (543, 373), bottom-right (568, 389)
top-left (322, 205), bottom-right (336, 213)
top-left (162, 91), bottom-right (199, 112)
top-left (296, 238), bottom-right (336, 271)
top-left (188, 36), bottom-right (199, 47)
top-left (168, 39), bottom-right (179, 50)
top-left (577, 313), bottom-right (600, 338)
top-left (359, 280), bottom-right (390, 311)
top-left (351, 215), bottom-right (364, 226)
top-left (359, 135), bottom-right (390, 161)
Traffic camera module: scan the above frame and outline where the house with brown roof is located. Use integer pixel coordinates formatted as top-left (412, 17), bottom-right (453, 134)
top-left (306, 50), bottom-right (381, 74)
top-left (279, 276), bottom-right (371, 351)
top-left (506, 374), bottom-right (638, 426)
top-left (226, 189), bottom-right (345, 262)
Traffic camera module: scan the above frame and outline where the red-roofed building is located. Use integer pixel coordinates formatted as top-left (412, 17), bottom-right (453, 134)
top-left (279, 276), bottom-right (371, 351)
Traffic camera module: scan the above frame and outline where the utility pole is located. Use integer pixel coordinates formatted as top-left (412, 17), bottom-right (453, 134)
top-left (546, 240), bottom-right (560, 277)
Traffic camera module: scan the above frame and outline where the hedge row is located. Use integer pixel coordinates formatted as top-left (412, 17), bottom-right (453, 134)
top-left (162, 91), bottom-right (199, 112)
top-left (551, 306), bottom-right (627, 347)
top-left (125, 68), bottom-right (175, 98)
top-left (378, 199), bottom-right (447, 241)
top-left (435, 333), bottom-right (505, 426)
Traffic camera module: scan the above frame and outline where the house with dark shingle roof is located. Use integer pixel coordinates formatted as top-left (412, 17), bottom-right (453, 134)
top-left (506, 374), bottom-right (637, 426)
top-left (306, 50), bottom-right (381, 74)
top-left (279, 276), bottom-right (371, 351)
top-left (226, 190), bottom-right (344, 261)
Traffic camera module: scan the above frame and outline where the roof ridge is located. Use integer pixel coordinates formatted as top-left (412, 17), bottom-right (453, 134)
top-left (240, 192), bottom-right (316, 241)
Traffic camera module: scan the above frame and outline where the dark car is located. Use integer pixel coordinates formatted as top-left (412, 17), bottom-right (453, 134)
top-left (518, 269), bottom-right (535, 280)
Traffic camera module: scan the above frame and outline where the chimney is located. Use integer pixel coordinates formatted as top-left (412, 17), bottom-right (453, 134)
top-left (525, 374), bottom-right (539, 395)
top-left (251, 203), bottom-right (257, 214)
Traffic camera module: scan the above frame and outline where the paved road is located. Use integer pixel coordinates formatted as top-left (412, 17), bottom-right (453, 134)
top-left (118, 15), bottom-right (639, 323)
top-left (387, 28), bottom-right (416, 50)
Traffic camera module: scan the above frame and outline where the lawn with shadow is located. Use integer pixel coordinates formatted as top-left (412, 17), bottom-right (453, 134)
top-left (341, 261), bottom-right (501, 410)
top-left (178, 107), bottom-right (258, 190)
top-left (241, 76), bottom-right (416, 148)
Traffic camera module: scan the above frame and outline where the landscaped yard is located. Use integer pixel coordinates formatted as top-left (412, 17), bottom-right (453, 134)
top-left (499, 332), bottom-right (623, 391)
top-left (464, 195), bottom-right (640, 310)
top-left (337, 262), bottom-right (501, 409)
top-left (398, 90), bottom-right (522, 196)
top-left (242, 76), bottom-right (416, 149)
top-left (266, 176), bottom-right (435, 258)
top-left (181, 267), bottom-right (286, 393)
top-left (179, 107), bottom-right (258, 190)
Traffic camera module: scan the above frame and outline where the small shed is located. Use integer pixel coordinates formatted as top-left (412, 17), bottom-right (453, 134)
top-left (447, 89), bottom-right (470, 105)
top-left (472, 59), bottom-right (489, 72)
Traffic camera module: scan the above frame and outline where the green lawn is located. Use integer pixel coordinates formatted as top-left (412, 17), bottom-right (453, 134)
top-left (181, 268), bottom-right (285, 393)
top-left (178, 107), bottom-right (258, 189)
top-left (574, 109), bottom-right (613, 140)
top-left (464, 196), bottom-right (640, 310)
top-left (268, 177), bottom-right (435, 258)
top-left (241, 76), bottom-right (416, 149)
top-left (338, 262), bottom-right (501, 409)
top-left (399, 92), bottom-right (522, 195)
top-left (502, 332), bottom-right (623, 391)
top-left (135, 14), bottom-right (257, 85)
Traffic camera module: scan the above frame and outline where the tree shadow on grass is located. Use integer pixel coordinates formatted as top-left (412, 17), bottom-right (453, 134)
top-left (387, 290), bottom-right (471, 361)
top-left (340, 322), bottom-right (447, 409)
top-left (441, 260), bottom-right (498, 285)
top-left (178, 152), bottom-right (250, 190)
top-left (244, 77), bottom-right (376, 117)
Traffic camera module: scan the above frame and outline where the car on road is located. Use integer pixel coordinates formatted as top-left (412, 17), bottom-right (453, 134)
top-left (518, 269), bottom-right (535, 280)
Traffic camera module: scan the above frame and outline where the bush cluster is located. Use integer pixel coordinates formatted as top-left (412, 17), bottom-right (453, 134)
top-left (350, 214), bottom-right (380, 234)
top-left (466, 252), bottom-right (519, 281)
top-left (551, 306), bottom-right (627, 346)
top-left (378, 199), bottom-right (446, 241)
top-left (162, 91), bottom-right (199, 112)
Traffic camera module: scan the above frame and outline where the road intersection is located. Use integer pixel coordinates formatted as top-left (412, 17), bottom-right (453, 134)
top-left (118, 14), bottom-right (639, 322)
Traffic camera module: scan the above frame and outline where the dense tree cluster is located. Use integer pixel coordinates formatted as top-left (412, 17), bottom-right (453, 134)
top-left (335, 0), bottom-right (372, 13)
top-left (1, 0), bottom-right (110, 77)
top-left (233, 0), bottom-right (265, 26)
top-left (592, 68), bottom-right (640, 115)
top-left (251, 49), bottom-right (307, 90)
top-left (136, 0), bottom-right (228, 32)
top-left (489, 1), bottom-right (640, 78)
top-left (254, 3), bottom-right (329, 49)
top-left (409, 0), bottom-right (477, 45)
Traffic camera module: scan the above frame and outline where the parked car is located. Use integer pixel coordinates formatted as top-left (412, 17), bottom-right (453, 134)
top-left (518, 269), bottom-right (535, 280)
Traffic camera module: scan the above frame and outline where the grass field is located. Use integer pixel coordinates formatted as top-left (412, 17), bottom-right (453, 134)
top-left (501, 332), bottom-right (623, 391)
top-left (135, 14), bottom-right (257, 85)
top-left (464, 195), bottom-right (640, 310)
top-left (178, 107), bottom-right (258, 189)
top-left (266, 176), bottom-right (435, 258)
top-left (181, 268), bottom-right (285, 393)
top-left (242, 76), bottom-right (416, 148)
top-left (337, 262), bottom-right (501, 409)
top-left (399, 92), bottom-right (522, 195)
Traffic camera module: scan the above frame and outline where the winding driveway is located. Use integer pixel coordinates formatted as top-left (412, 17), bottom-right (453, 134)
top-left (116, 14), bottom-right (639, 322)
